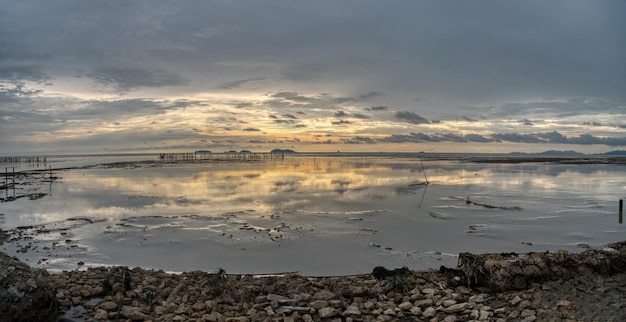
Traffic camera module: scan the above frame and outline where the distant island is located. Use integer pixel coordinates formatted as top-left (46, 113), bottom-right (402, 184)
top-left (270, 149), bottom-right (296, 154)
top-left (600, 150), bottom-right (626, 156)
top-left (510, 150), bottom-right (626, 156)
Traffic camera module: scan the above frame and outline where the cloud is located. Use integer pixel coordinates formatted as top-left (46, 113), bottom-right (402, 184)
top-left (217, 77), bottom-right (265, 89)
top-left (394, 111), bottom-right (429, 124)
top-left (333, 91), bottom-right (384, 104)
top-left (331, 120), bottom-right (351, 125)
top-left (352, 113), bottom-right (370, 119)
top-left (235, 102), bottom-right (254, 109)
top-left (345, 136), bottom-right (376, 144)
top-left (0, 65), bottom-right (49, 83)
top-left (86, 67), bottom-right (189, 91)
top-left (243, 127), bottom-right (261, 132)
top-left (464, 134), bottom-right (491, 143)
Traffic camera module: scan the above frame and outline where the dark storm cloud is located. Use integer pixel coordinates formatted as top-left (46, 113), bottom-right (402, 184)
top-left (394, 111), bottom-right (429, 124)
top-left (87, 67), bottom-right (189, 91)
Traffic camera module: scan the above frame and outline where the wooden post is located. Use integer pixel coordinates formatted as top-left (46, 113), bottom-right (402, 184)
top-left (620, 199), bottom-right (623, 224)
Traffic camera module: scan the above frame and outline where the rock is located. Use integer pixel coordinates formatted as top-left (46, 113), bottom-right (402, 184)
top-left (192, 302), bottom-right (207, 311)
top-left (415, 298), bottom-right (434, 307)
top-left (443, 299), bottom-right (457, 307)
top-left (422, 307), bottom-right (436, 318)
top-left (267, 293), bottom-right (287, 302)
top-left (121, 305), bottom-right (148, 320)
top-left (342, 305), bottom-right (361, 316)
top-left (0, 252), bottom-right (56, 321)
top-left (318, 307), bottom-right (337, 318)
top-left (398, 301), bottom-right (413, 310)
top-left (313, 290), bottom-right (336, 300)
top-left (99, 300), bottom-right (118, 311)
top-left (509, 295), bottom-right (522, 306)
top-left (410, 306), bottom-right (422, 315)
top-left (469, 294), bottom-right (489, 303)
top-left (309, 300), bottom-right (328, 309)
top-left (382, 308), bottom-right (396, 316)
top-left (442, 302), bottom-right (470, 313)
top-left (94, 308), bottom-right (108, 320)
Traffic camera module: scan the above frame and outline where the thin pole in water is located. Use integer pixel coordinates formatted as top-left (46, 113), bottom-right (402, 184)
top-left (620, 199), bottom-right (623, 224)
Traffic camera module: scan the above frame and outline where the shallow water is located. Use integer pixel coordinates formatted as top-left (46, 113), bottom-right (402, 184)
top-left (1, 155), bottom-right (625, 275)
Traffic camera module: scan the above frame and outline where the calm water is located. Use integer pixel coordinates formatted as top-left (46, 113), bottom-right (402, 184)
top-left (1, 154), bottom-right (625, 274)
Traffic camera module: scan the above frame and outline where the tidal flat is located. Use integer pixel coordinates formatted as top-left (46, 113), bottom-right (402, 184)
top-left (1, 154), bottom-right (625, 275)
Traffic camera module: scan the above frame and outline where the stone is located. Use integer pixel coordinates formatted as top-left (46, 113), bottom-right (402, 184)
top-left (192, 302), bottom-right (207, 311)
top-left (342, 305), bottom-right (361, 316)
top-left (509, 295), bottom-right (522, 306)
top-left (100, 300), bottom-right (118, 311)
top-left (443, 299), bottom-right (457, 307)
top-left (469, 294), bottom-right (489, 303)
top-left (398, 301), bottom-right (413, 310)
top-left (410, 306), bottom-right (422, 315)
top-left (0, 252), bottom-right (57, 322)
top-left (94, 309), bottom-right (108, 320)
top-left (267, 293), bottom-right (287, 302)
top-left (442, 302), bottom-right (470, 313)
top-left (383, 308), bottom-right (396, 316)
top-left (318, 307), bottom-right (337, 318)
top-left (444, 316), bottom-right (457, 322)
top-left (422, 307), bottom-right (436, 318)
top-left (121, 305), bottom-right (148, 320)
top-left (352, 286), bottom-right (368, 296)
top-left (309, 300), bottom-right (329, 310)
top-left (415, 298), bottom-right (434, 307)
top-left (363, 301), bottom-right (376, 310)
top-left (313, 290), bottom-right (336, 300)
top-left (154, 305), bottom-right (167, 315)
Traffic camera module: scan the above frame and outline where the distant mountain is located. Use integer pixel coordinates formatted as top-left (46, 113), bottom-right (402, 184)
top-left (270, 149), bottom-right (296, 154)
top-left (536, 150), bottom-right (585, 156)
top-left (600, 150), bottom-right (626, 156)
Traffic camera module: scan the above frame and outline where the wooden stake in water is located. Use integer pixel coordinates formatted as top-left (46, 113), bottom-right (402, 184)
top-left (620, 199), bottom-right (623, 224)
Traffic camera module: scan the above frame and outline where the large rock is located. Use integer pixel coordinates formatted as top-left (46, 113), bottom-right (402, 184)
top-left (0, 251), bottom-right (57, 321)
top-left (458, 240), bottom-right (626, 291)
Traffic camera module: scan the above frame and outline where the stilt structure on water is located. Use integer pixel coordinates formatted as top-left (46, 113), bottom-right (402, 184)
top-left (157, 152), bottom-right (286, 162)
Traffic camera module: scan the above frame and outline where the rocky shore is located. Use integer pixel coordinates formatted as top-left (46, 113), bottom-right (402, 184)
top-left (1, 241), bottom-right (625, 321)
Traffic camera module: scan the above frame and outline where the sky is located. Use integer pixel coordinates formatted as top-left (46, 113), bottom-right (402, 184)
top-left (1, 0), bottom-right (625, 155)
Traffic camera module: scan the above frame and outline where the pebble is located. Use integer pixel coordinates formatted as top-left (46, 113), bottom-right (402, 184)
top-left (318, 307), bottom-right (337, 318)
top-left (33, 240), bottom-right (626, 322)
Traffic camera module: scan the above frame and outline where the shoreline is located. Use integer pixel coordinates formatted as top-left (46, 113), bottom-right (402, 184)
top-left (2, 240), bottom-right (625, 321)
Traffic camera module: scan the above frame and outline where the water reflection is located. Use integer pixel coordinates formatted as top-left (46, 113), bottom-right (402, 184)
top-left (2, 156), bottom-right (626, 274)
